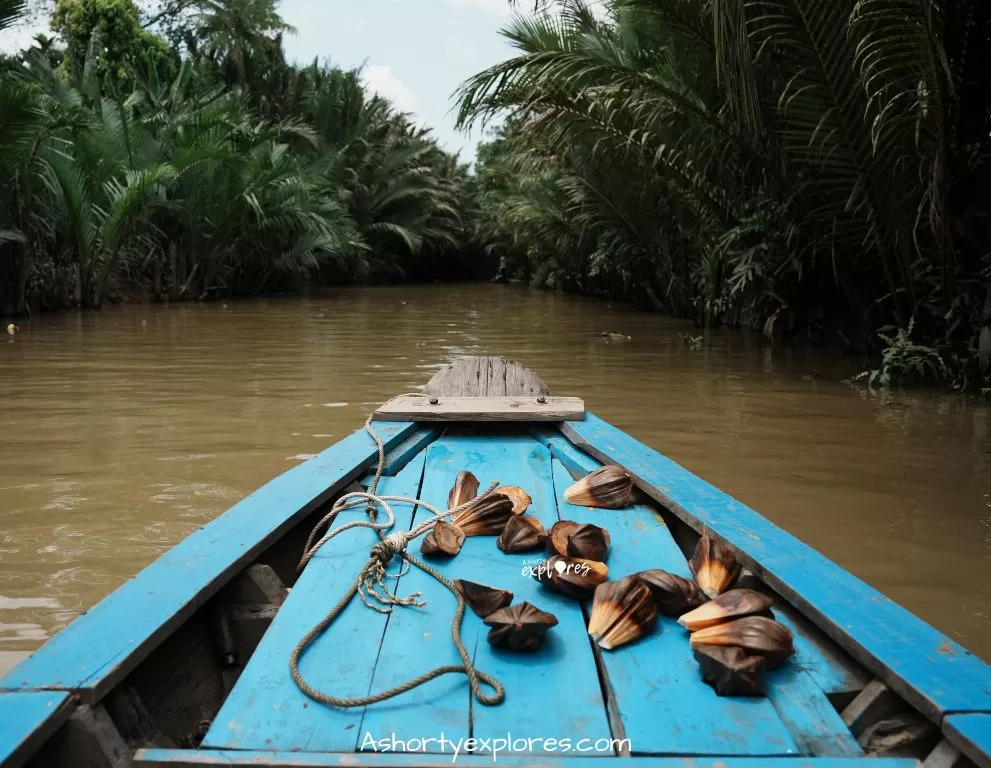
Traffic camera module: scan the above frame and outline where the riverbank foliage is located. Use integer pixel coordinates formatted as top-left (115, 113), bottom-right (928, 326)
top-left (460, 0), bottom-right (991, 386)
top-left (0, 0), bottom-right (482, 314)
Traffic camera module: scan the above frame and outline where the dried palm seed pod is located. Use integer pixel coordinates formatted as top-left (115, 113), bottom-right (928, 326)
top-left (678, 589), bottom-right (774, 631)
top-left (450, 493), bottom-right (514, 536)
top-left (635, 569), bottom-right (705, 616)
top-left (497, 515), bottom-right (547, 553)
top-left (588, 576), bottom-right (657, 650)
top-left (537, 555), bottom-right (609, 599)
top-left (484, 602), bottom-right (558, 651)
top-left (689, 616), bottom-right (795, 669)
top-left (420, 520), bottom-right (465, 557)
top-left (496, 486), bottom-right (532, 515)
top-left (448, 470), bottom-right (480, 509)
top-left (689, 534), bottom-right (741, 599)
top-left (548, 521), bottom-right (580, 556)
top-left (564, 466), bottom-right (634, 509)
top-left (566, 523), bottom-right (611, 561)
top-left (454, 579), bottom-right (513, 618)
top-left (694, 644), bottom-right (767, 697)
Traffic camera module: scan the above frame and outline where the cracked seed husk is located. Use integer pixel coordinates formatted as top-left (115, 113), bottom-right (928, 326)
top-left (497, 515), bottom-right (547, 553)
top-left (564, 466), bottom-right (634, 509)
top-left (678, 589), bottom-right (774, 631)
top-left (588, 575), bottom-right (657, 650)
top-left (689, 534), bottom-right (742, 599)
top-left (635, 569), bottom-right (705, 616)
top-left (484, 602), bottom-right (558, 651)
top-left (454, 579), bottom-right (513, 618)
top-left (688, 616), bottom-right (795, 669)
top-left (450, 493), bottom-right (514, 536)
top-left (420, 520), bottom-right (465, 557)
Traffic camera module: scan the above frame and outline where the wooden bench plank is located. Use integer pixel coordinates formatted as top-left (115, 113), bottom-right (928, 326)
top-left (373, 396), bottom-right (584, 422)
top-left (945, 713), bottom-right (991, 768)
top-left (0, 421), bottom-right (419, 703)
top-left (549, 459), bottom-right (798, 756)
top-left (136, 747), bottom-right (922, 768)
top-left (0, 691), bottom-right (74, 768)
top-left (560, 414), bottom-right (991, 724)
top-left (359, 436), bottom-right (610, 754)
top-left (201, 453), bottom-right (428, 752)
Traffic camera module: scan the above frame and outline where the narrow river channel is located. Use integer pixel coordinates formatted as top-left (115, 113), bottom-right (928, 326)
top-left (1, 284), bottom-right (989, 668)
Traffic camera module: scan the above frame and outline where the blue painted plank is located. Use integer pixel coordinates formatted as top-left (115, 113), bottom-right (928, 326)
top-left (549, 459), bottom-right (798, 756)
top-left (561, 414), bottom-right (991, 723)
top-left (771, 603), bottom-right (869, 696)
top-left (765, 668), bottom-right (862, 757)
top-left (359, 426), bottom-right (441, 483)
top-left (0, 421), bottom-right (420, 701)
top-left (0, 691), bottom-right (73, 768)
top-left (946, 713), bottom-right (991, 768)
top-left (530, 427), bottom-right (600, 477)
top-left (359, 436), bottom-right (611, 755)
top-left (202, 452), bottom-right (427, 752)
top-left (135, 748), bottom-right (921, 768)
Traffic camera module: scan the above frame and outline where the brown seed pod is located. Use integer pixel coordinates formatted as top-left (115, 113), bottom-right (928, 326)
top-left (587, 576), bottom-right (657, 651)
top-left (693, 644), bottom-right (767, 697)
top-left (547, 521), bottom-right (580, 556)
top-left (496, 486), bottom-right (532, 515)
top-left (484, 602), bottom-right (558, 651)
top-left (454, 579), bottom-right (513, 618)
top-left (689, 616), bottom-right (795, 669)
top-left (566, 523), bottom-right (611, 562)
top-left (450, 493), bottom-right (514, 536)
top-left (537, 555), bottom-right (609, 599)
top-left (689, 534), bottom-right (741, 599)
top-left (420, 520), bottom-right (465, 557)
top-left (448, 470), bottom-right (480, 509)
top-left (497, 515), bottom-right (547, 554)
top-left (678, 589), bottom-right (774, 631)
top-left (635, 569), bottom-right (706, 616)
top-left (564, 465), bottom-right (634, 509)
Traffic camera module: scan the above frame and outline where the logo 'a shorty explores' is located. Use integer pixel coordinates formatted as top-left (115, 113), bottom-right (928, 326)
top-left (520, 558), bottom-right (591, 580)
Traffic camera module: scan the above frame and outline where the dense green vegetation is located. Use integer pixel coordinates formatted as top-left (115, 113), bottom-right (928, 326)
top-left (0, 0), bottom-right (482, 314)
top-left (460, 0), bottom-right (991, 387)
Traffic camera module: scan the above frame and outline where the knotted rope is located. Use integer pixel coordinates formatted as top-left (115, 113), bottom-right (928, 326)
top-left (289, 399), bottom-right (506, 709)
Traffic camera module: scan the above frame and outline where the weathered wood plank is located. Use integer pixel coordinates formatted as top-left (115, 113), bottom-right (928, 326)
top-left (0, 691), bottom-right (74, 768)
top-left (945, 713), bottom-right (991, 768)
top-left (548, 459), bottom-right (798, 756)
top-left (530, 427), bottom-right (601, 478)
top-left (201, 452), bottom-right (427, 752)
top-left (0, 421), bottom-right (420, 703)
top-left (373, 396), bottom-right (584, 422)
top-left (423, 356), bottom-right (550, 397)
top-left (359, 436), bottom-right (610, 754)
top-left (766, 668), bottom-right (862, 757)
top-left (135, 748), bottom-right (921, 768)
top-left (770, 600), bottom-right (870, 696)
top-left (560, 413), bottom-right (991, 724)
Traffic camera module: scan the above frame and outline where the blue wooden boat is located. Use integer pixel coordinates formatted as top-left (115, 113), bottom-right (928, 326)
top-left (2, 356), bottom-right (990, 768)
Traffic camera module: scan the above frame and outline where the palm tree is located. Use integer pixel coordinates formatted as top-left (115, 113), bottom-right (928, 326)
top-left (192, 0), bottom-right (295, 83)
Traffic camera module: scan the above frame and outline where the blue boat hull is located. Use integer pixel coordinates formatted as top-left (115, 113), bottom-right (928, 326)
top-left (1, 410), bottom-right (989, 768)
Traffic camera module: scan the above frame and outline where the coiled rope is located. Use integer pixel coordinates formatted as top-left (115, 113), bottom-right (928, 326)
top-left (289, 397), bottom-right (506, 709)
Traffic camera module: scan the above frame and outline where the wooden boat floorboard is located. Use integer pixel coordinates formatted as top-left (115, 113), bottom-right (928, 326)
top-left (561, 414), bottom-right (991, 725)
top-left (548, 459), bottom-right (801, 757)
top-left (202, 453), bottom-right (429, 752)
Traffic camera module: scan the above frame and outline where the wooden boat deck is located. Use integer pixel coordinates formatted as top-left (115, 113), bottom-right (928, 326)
top-left (1, 355), bottom-right (990, 768)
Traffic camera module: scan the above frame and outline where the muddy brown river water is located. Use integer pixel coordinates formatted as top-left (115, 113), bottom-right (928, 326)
top-left (1, 284), bottom-right (989, 669)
